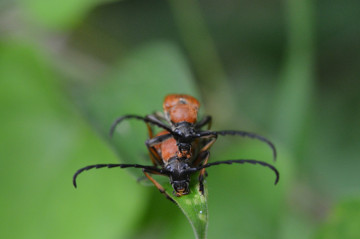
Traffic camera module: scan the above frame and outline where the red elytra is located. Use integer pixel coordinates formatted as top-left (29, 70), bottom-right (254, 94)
top-left (153, 130), bottom-right (179, 162)
top-left (163, 94), bottom-right (200, 124)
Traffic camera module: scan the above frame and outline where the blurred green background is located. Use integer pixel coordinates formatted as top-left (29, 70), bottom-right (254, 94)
top-left (1, 0), bottom-right (359, 238)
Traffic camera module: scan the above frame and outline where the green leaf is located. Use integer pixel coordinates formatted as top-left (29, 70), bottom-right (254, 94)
top-left (19, 0), bottom-right (116, 29)
top-left (0, 40), bottom-right (147, 239)
top-left (74, 41), bottom-right (208, 238)
top-left (164, 181), bottom-right (208, 239)
top-left (315, 198), bottom-right (360, 239)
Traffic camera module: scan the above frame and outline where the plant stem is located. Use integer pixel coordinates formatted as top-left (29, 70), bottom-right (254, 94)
top-left (167, 0), bottom-right (235, 122)
top-left (272, 0), bottom-right (315, 152)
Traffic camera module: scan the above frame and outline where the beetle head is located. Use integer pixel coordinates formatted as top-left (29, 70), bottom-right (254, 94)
top-left (166, 158), bottom-right (193, 196)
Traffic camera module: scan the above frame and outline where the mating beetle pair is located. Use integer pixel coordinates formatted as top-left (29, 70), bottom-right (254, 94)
top-left (73, 94), bottom-right (279, 200)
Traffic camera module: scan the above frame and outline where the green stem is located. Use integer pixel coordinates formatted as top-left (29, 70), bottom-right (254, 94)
top-left (167, 0), bottom-right (225, 86)
top-left (272, 0), bottom-right (315, 151)
top-left (167, 0), bottom-right (235, 122)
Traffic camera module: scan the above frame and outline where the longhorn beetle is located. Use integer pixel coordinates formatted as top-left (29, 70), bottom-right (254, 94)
top-left (73, 130), bottom-right (279, 201)
top-left (110, 94), bottom-right (277, 163)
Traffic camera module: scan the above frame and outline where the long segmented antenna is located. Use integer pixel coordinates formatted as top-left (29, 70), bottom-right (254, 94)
top-left (197, 130), bottom-right (277, 161)
top-left (146, 133), bottom-right (172, 147)
top-left (109, 115), bottom-right (173, 137)
top-left (193, 159), bottom-right (279, 185)
top-left (73, 163), bottom-right (167, 188)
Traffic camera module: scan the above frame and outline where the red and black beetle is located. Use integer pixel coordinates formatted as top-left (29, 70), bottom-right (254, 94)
top-left (110, 94), bottom-right (277, 162)
top-left (74, 94), bottom-right (279, 200)
top-left (73, 129), bottom-right (279, 200)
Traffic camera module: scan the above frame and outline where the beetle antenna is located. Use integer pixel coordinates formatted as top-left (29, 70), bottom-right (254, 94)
top-left (73, 163), bottom-right (166, 188)
top-left (146, 133), bottom-right (173, 148)
top-left (194, 159), bottom-right (279, 185)
top-left (197, 130), bottom-right (277, 162)
top-left (109, 115), bottom-right (173, 137)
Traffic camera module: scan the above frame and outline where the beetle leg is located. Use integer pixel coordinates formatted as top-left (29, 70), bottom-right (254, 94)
top-left (192, 136), bottom-right (215, 195)
top-left (192, 134), bottom-right (217, 166)
top-left (145, 134), bottom-right (172, 167)
top-left (146, 123), bottom-right (154, 138)
top-left (143, 169), bottom-right (175, 203)
top-left (191, 135), bottom-right (216, 166)
top-left (195, 151), bottom-right (210, 195)
top-left (146, 145), bottom-right (163, 166)
top-left (196, 115), bottom-right (212, 130)
top-left (199, 135), bottom-right (217, 152)
top-left (145, 123), bottom-right (163, 166)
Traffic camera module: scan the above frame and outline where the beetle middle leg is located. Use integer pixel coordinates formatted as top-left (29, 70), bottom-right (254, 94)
top-left (199, 134), bottom-right (217, 153)
top-left (192, 134), bottom-right (217, 165)
top-left (143, 169), bottom-right (175, 203)
top-left (194, 151), bottom-right (210, 195)
top-left (195, 115), bottom-right (212, 130)
top-left (145, 123), bottom-right (164, 166)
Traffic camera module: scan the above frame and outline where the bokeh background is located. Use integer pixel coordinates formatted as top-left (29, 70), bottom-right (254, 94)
top-left (1, 0), bottom-right (359, 238)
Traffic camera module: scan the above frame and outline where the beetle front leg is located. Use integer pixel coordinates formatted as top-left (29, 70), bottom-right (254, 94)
top-left (195, 151), bottom-right (210, 195)
top-left (143, 169), bottom-right (175, 203)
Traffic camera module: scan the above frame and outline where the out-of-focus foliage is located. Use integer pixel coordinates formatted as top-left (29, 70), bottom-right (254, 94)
top-left (0, 41), bottom-right (147, 239)
top-left (315, 198), bottom-right (360, 239)
top-left (19, 0), bottom-right (116, 29)
top-left (1, 0), bottom-right (359, 238)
